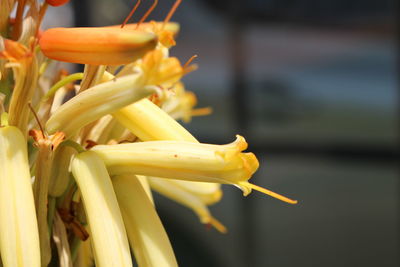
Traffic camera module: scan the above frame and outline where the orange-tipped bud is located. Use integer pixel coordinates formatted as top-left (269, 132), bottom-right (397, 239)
top-left (46, 0), bottom-right (70, 7)
top-left (39, 27), bottom-right (158, 65)
top-left (111, 22), bottom-right (180, 36)
top-left (107, 22), bottom-right (180, 48)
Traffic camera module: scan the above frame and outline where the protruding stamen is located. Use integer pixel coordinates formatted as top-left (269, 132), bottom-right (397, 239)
top-left (163, 0), bottom-right (182, 27)
top-left (244, 182), bottom-right (298, 204)
top-left (121, 0), bottom-right (141, 28)
top-left (136, 0), bottom-right (158, 29)
top-left (183, 54), bottom-right (197, 70)
top-left (208, 216), bottom-right (227, 234)
top-left (191, 107), bottom-right (213, 117)
top-left (28, 103), bottom-right (45, 136)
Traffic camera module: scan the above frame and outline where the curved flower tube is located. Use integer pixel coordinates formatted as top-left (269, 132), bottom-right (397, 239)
top-left (113, 98), bottom-right (197, 142)
top-left (45, 73), bottom-right (156, 137)
top-left (91, 135), bottom-right (296, 204)
top-left (0, 126), bottom-right (40, 267)
top-left (148, 177), bottom-right (226, 233)
top-left (71, 151), bottom-right (132, 267)
top-left (158, 178), bottom-right (223, 206)
top-left (91, 135), bottom-right (257, 186)
top-left (113, 174), bottom-right (178, 267)
top-left (113, 98), bottom-right (224, 216)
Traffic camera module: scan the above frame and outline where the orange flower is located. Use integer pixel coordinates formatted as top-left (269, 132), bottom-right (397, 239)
top-left (39, 27), bottom-right (157, 65)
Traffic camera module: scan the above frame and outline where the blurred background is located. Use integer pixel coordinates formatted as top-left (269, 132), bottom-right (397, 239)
top-left (44, 0), bottom-right (399, 266)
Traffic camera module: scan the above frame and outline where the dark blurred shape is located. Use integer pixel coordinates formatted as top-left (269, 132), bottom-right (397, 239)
top-left (71, 0), bottom-right (91, 27)
top-left (202, 0), bottom-right (394, 26)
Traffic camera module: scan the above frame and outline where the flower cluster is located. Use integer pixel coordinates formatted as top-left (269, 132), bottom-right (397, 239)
top-left (0, 1), bottom-right (297, 266)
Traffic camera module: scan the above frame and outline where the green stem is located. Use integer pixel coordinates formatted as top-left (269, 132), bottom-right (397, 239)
top-left (43, 72), bottom-right (84, 101)
top-left (60, 140), bottom-right (86, 153)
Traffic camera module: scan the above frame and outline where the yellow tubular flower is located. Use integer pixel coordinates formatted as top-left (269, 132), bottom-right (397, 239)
top-left (91, 135), bottom-right (256, 187)
top-left (91, 135), bottom-right (297, 204)
top-left (0, 126), bottom-right (40, 267)
top-left (161, 82), bottom-right (197, 122)
top-left (113, 98), bottom-right (224, 215)
top-left (161, 82), bottom-right (213, 123)
top-left (112, 174), bottom-right (178, 267)
top-left (130, 49), bottom-right (184, 88)
top-left (45, 73), bottom-right (156, 137)
top-left (39, 27), bottom-right (157, 65)
top-left (113, 98), bottom-right (197, 142)
top-left (71, 151), bottom-right (132, 267)
top-left (159, 179), bottom-right (222, 206)
top-left (148, 177), bottom-right (226, 233)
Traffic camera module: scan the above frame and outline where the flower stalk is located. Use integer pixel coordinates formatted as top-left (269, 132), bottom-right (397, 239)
top-left (30, 129), bottom-right (65, 266)
top-left (1, 39), bottom-right (38, 137)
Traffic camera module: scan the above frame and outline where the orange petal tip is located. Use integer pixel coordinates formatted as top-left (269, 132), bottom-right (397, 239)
top-left (46, 0), bottom-right (70, 7)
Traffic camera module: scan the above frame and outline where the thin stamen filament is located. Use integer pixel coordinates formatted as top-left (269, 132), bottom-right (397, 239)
top-left (243, 182), bottom-right (298, 204)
